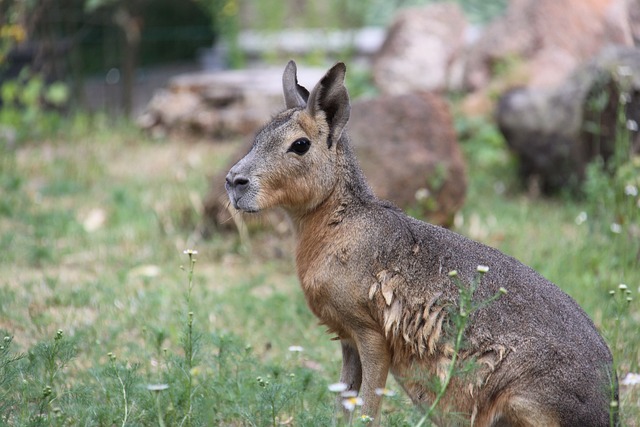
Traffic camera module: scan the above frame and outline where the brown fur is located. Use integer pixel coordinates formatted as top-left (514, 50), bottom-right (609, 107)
top-left (226, 61), bottom-right (617, 426)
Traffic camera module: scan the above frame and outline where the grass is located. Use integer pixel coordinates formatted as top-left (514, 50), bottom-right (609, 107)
top-left (0, 111), bottom-right (639, 425)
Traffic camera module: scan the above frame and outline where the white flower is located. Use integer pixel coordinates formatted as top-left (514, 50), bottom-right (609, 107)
top-left (477, 265), bottom-right (489, 273)
top-left (621, 372), bottom-right (640, 386)
top-left (415, 188), bottom-right (430, 201)
top-left (610, 223), bottom-right (622, 234)
top-left (183, 249), bottom-right (198, 255)
top-left (342, 396), bottom-right (363, 412)
top-left (575, 211), bottom-right (588, 225)
top-left (624, 184), bottom-right (638, 197)
top-left (359, 415), bottom-right (373, 423)
top-left (328, 382), bottom-right (348, 393)
top-left (288, 345), bottom-right (304, 353)
top-left (341, 390), bottom-right (358, 398)
top-left (146, 384), bottom-right (169, 392)
top-left (375, 387), bottom-right (397, 397)
top-left (619, 284), bottom-right (628, 291)
top-left (626, 120), bottom-right (638, 132)
top-left (619, 93), bottom-right (631, 104)
top-left (617, 65), bottom-right (632, 77)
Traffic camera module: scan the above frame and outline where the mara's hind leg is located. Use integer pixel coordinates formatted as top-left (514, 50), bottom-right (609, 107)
top-left (473, 394), bottom-right (560, 427)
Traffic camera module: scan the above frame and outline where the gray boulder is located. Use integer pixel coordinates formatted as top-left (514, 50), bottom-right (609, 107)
top-left (497, 46), bottom-right (640, 193)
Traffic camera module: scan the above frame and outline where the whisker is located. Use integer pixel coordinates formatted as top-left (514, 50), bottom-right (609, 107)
top-left (224, 199), bottom-right (251, 249)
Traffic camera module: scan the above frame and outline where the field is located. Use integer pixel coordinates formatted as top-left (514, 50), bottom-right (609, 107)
top-left (1, 112), bottom-right (639, 426)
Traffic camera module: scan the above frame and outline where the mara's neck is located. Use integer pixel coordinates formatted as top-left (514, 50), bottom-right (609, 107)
top-left (287, 134), bottom-right (376, 238)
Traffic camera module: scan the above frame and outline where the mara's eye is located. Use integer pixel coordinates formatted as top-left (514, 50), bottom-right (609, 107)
top-left (287, 138), bottom-right (311, 155)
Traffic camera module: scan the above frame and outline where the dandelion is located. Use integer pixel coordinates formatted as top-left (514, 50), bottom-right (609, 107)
top-left (621, 373), bottom-right (640, 386)
top-left (610, 223), bottom-right (622, 234)
top-left (288, 345), bottom-right (304, 352)
top-left (575, 211), bottom-right (588, 225)
top-left (342, 396), bottom-right (363, 412)
top-left (625, 184), bottom-right (638, 197)
top-left (375, 387), bottom-right (397, 397)
top-left (477, 265), bottom-right (489, 273)
top-left (328, 382), bottom-right (348, 393)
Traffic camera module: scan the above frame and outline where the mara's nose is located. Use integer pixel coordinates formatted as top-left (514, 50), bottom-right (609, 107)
top-left (225, 170), bottom-right (249, 192)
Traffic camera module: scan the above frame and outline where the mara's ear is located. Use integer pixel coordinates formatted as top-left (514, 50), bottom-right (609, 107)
top-left (282, 60), bottom-right (310, 109)
top-left (306, 62), bottom-right (350, 148)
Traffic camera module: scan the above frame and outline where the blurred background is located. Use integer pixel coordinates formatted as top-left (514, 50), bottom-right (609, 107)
top-left (0, 0), bottom-right (507, 119)
top-left (1, 1), bottom-right (639, 424)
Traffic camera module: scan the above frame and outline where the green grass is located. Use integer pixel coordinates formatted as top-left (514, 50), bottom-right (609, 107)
top-left (0, 113), bottom-right (638, 425)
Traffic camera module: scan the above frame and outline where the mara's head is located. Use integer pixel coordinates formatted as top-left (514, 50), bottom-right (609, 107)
top-left (225, 61), bottom-right (351, 216)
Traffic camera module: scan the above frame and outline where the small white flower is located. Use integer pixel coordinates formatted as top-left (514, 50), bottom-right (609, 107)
top-left (477, 265), bottom-right (490, 273)
top-left (342, 396), bottom-right (363, 412)
top-left (328, 382), bottom-right (348, 393)
top-left (375, 387), bottom-right (397, 397)
top-left (415, 188), bottom-right (430, 201)
top-left (621, 372), bottom-right (640, 386)
top-left (359, 414), bottom-right (373, 423)
top-left (610, 223), bottom-right (622, 234)
top-left (183, 249), bottom-right (198, 255)
top-left (146, 384), bottom-right (169, 392)
top-left (624, 184), bottom-right (638, 197)
top-left (619, 92), bottom-right (631, 105)
top-left (288, 345), bottom-right (304, 353)
top-left (619, 284), bottom-right (628, 291)
top-left (341, 390), bottom-right (358, 398)
top-left (627, 120), bottom-right (638, 132)
top-left (617, 65), bottom-right (632, 77)
top-left (575, 211), bottom-right (588, 225)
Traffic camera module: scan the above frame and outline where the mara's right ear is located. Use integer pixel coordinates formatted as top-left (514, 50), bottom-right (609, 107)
top-left (282, 60), bottom-right (310, 109)
top-left (306, 62), bottom-right (350, 148)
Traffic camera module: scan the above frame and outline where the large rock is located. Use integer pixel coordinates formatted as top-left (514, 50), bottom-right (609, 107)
top-left (497, 46), bottom-right (640, 193)
top-left (202, 91), bottom-right (466, 234)
top-left (463, 0), bottom-right (634, 92)
top-left (349, 92), bottom-right (466, 225)
top-left (372, 3), bottom-right (468, 94)
top-left (137, 67), bottom-right (326, 138)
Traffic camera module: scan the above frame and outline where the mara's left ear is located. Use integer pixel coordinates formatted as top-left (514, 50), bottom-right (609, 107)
top-left (306, 62), bottom-right (350, 148)
top-left (282, 60), bottom-right (310, 109)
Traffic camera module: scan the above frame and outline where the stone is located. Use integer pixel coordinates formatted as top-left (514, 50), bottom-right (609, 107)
top-left (463, 0), bottom-right (634, 92)
top-left (138, 67), bottom-right (326, 139)
top-left (372, 3), bottom-right (468, 94)
top-left (496, 46), bottom-right (640, 193)
top-left (349, 92), bottom-right (467, 226)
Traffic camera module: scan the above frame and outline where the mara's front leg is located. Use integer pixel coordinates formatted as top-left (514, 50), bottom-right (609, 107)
top-left (337, 339), bottom-right (363, 415)
top-left (339, 339), bottom-right (363, 393)
top-left (355, 329), bottom-right (391, 423)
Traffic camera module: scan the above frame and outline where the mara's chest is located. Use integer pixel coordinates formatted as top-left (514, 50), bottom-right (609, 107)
top-left (295, 235), bottom-right (374, 339)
